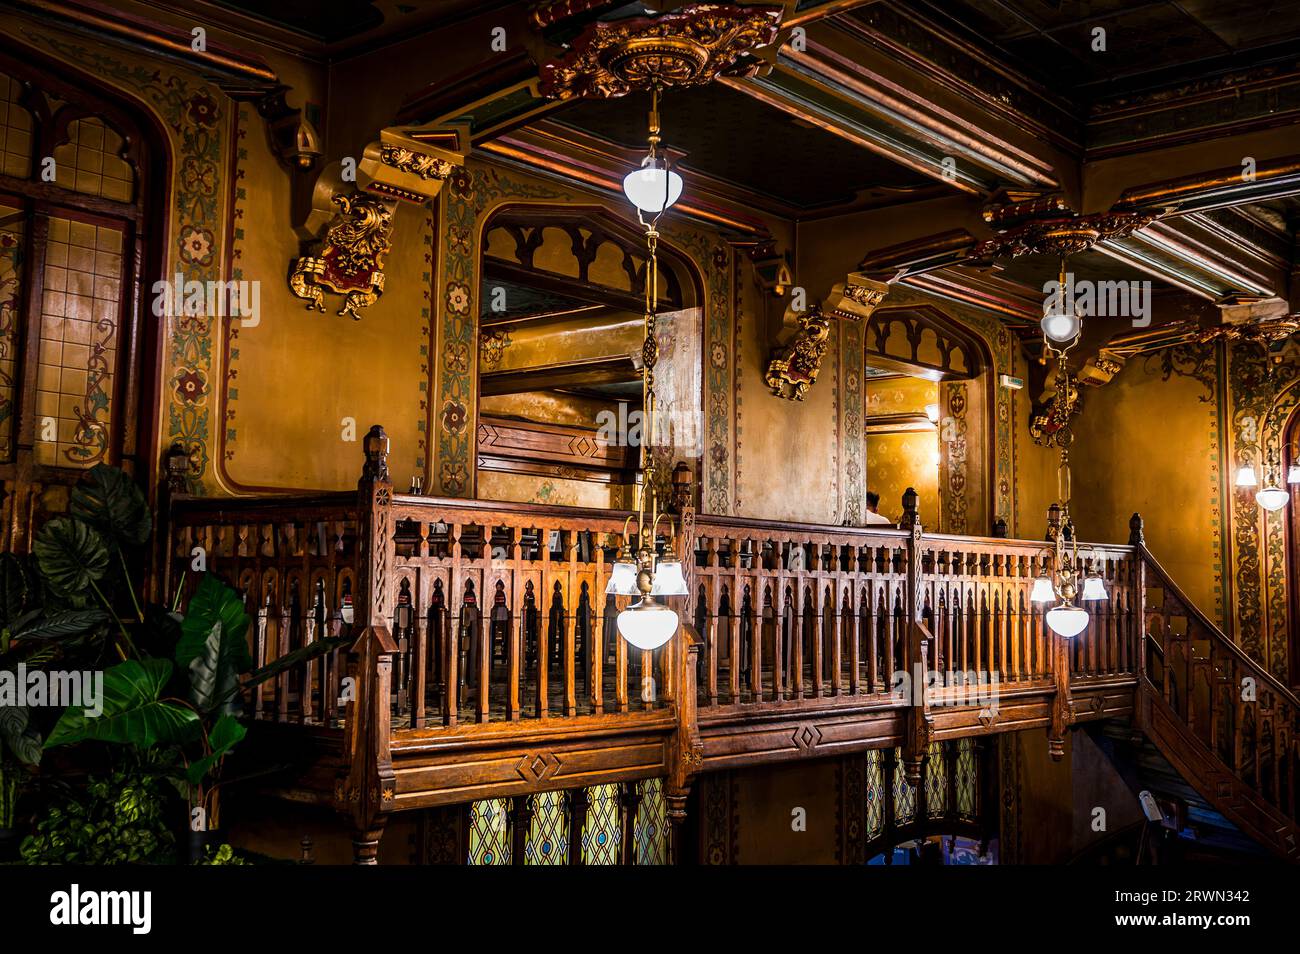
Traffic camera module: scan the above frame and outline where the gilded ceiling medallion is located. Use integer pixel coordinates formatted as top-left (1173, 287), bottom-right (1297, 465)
top-left (538, 3), bottom-right (783, 100)
top-left (973, 211), bottom-right (1155, 260)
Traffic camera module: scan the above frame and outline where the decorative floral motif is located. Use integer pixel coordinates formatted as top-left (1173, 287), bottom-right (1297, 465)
top-left (174, 368), bottom-right (207, 404)
top-left (443, 341), bottom-right (469, 374)
top-left (186, 91), bottom-right (218, 127)
top-left (440, 400), bottom-right (467, 434)
top-left (178, 225), bottom-right (214, 268)
top-left (180, 157), bottom-right (217, 196)
top-left (445, 281), bottom-right (471, 315)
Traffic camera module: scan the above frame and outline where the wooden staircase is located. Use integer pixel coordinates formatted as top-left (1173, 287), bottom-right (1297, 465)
top-left (1134, 541), bottom-right (1300, 861)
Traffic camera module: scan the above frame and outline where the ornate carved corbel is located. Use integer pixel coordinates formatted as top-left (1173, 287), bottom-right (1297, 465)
top-left (764, 274), bottom-right (889, 400)
top-left (289, 191), bottom-right (395, 320)
top-left (288, 127), bottom-right (467, 319)
top-left (765, 305), bottom-right (831, 401)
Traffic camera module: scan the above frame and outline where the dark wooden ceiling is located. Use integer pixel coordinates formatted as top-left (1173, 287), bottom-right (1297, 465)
top-left (901, 0), bottom-right (1300, 98)
top-left (549, 82), bottom-right (936, 210)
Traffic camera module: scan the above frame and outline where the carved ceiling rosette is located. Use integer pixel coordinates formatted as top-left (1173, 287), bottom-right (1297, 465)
top-left (972, 210), bottom-right (1156, 261)
top-left (537, 3), bottom-right (783, 99)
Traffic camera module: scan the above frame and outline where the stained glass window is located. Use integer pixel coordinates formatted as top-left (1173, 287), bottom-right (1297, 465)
top-left (864, 748), bottom-right (884, 839)
top-left (0, 203), bottom-right (22, 462)
top-left (467, 797), bottom-right (512, 866)
top-left (581, 782), bottom-right (621, 865)
top-left (892, 747), bottom-right (916, 824)
top-left (633, 777), bottom-right (668, 865)
top-left (0, 73), bottom-right (32, 178)
top-left (956, 737), bottom-right (978, 819)
top-left (524, 790), bottom-right (569, 865)
top-left (35, 215), bottom-right (122, 467)
top-left (52, 117), bottom-right (134, 202)
top-left (925, 741), bottom-right (947, 818)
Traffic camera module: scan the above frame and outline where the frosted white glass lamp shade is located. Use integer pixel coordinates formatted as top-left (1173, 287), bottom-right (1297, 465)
top-left (924, 403), bottom-right (940, 424)
top-left (649, 559), bottom-right (688, 596)
top-left (1235, 465), bottom-right (1258, 488)
top-left (623, 157), bottom-right (682, 214)
top-left (1081, 576), bottom-right (1107, 601)
top-left (1288, 464), bottom-right (1300, 485)
top-left (1046, 604), bottom-right (1089, 638)
top-left (605, 559), bottom-right (639, 596)
top-left (616, 598), bottom-right (679, 650)
top-left (1040, 309), bottom-right (1080, 344)
top-left (1256, 486), bottom-right (1290, 512)
top-left (1030, 576), bottom-right (1055, 603)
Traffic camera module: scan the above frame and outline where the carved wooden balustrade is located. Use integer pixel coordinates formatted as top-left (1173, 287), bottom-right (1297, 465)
top-left (174, 429), bottom-right (1300, 861)
top-left (1134, 521), bottom-right (1300, 860)
top-left (685, 512), bottom-right (1140, 769)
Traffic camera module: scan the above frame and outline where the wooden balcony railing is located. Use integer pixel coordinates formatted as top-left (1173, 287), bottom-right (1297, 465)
top-left (172, 427), bottom-right (1288, 859)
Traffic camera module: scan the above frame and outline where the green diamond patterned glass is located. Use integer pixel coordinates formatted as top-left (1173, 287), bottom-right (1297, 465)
top-left (467, 798), bottom-right (511, 865)
top-left (524, 790), bottom-right (569, 865)
top-left (893, 747), bottom-right (916, 824)
top-left (926, 741), bottom-right (947, 818)
top-left (633, 777), bottom-right (668, 865)
top-left (581, 783), bottom-right (622, 865)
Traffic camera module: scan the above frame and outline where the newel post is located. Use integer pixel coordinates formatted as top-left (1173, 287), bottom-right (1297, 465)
top-left (899, 488), bottom-right (933, 785)
top-left (336, 425), bottom-right (398, 864)
top-left (667, 622), bottom-right (704, 864)
top-left (1130, 513), bottom-right (1148, 686)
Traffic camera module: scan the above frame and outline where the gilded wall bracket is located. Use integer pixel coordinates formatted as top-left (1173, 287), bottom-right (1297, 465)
top-left (764, 275), bottom-right (889, 400)
top-left (289, 127), bottom-right (466, 319)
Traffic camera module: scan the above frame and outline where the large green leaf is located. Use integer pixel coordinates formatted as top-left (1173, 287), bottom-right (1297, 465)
top-left (0, 704), bottom-right (42, 765)
top-left (10, 608), bottom-right (108, 641)
top-left (176, 575), bottom-right (252, 673)
top-left (70, 464), bottom-right (151, 548)
top-left (187, 620), bottom-right (244, 716)
top-left (32, 518), bottom-right (110, 600)
top-left (0, 553), bottom-right (30, 631)
top-left (44, 658), bottom-right (199, 748)
top-left (185, 714), bottom-right (246, 786)
top-left (243, 632), bottom-right (352, 689)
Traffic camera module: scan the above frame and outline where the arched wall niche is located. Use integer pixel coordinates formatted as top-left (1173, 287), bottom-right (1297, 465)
top-left (850, 295), bottom-right (1011, 536)
top-left (470, 199), bottom-right (706, 510)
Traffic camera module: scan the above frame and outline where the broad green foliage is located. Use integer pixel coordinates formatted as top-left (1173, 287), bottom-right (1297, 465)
top-left (69, 463), bottom-right (152, 549)
top-left (20, 771), bottom-right (174, 865)
top-left (45, 658), bottom-right (199, 748)
top-left (31, 517), bottom-right (109, 601)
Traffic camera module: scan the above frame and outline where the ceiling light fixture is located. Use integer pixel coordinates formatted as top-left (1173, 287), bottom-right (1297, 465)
top-left (611, 82), bottom-right (688, 652)
top-left (1035, 267), bottom-right (1102, 638)
top-left (1041, 257), bottom-right (1083, 346)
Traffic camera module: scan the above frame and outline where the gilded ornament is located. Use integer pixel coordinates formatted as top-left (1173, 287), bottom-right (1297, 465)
top-left (765, 305), bottom-right (831, 401)
top-left (289, 191), bottom-right (395, 320)
top-left (380, 144), bottom-right (455, 180)
top-left (538, 3), bottom-right (782, 100)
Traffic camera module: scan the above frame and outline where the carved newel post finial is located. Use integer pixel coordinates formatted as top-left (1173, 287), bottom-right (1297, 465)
top-left (900, 486), bottom-right (919, 531)
top-left (362, 425), bottom-right (390, 483)
top-left (1129, 512), bottom-right (1145, 546)
top-left (1046, 502), bottom-right (1062, 542)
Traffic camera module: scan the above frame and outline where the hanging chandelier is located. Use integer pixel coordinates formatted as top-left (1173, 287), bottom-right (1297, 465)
top-left (609, 81), bottom-right (688, 652)
top-left (1033, 257), bottom-right (1104, 637)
